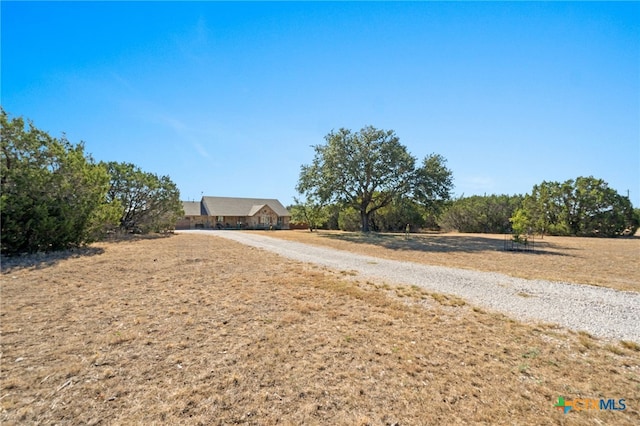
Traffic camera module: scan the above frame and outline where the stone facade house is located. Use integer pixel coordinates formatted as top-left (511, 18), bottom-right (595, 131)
top-left (176, 196), bottom-right (291, 230)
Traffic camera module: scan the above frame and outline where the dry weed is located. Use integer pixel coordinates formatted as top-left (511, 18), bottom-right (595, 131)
top-left (266, 230), bottom-right (640, 292)
top-left (1, 234), bottom-right (638, 425)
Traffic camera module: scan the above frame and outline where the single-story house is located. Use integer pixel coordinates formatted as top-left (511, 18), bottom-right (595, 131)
top-left (176, 196), bottom-right (291, 230)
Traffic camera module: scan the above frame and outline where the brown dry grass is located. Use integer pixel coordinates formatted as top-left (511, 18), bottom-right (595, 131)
top-left (1, 234), bottom-right (639, 425)
top-left (263, 230), bottom-right (640, 292)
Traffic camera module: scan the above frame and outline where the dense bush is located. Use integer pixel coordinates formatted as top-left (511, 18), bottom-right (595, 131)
top-left (439, 194), bottom-right (523, 233)
top-left (1, 109), bottom-right (118, 254)
top-left (511, 177), bottom-right (637, 237)
top-left (337, 206), bottom-right (361, 231)
top-left (105, 162), bottom-right (183, 234)
top-left (1, 109), bottom-right (183, 255)
top-left (372, 198), bottom-right (426, 232)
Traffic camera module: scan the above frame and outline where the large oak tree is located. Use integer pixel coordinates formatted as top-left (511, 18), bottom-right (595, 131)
top-left (297, 126), bottom-right (453, 232)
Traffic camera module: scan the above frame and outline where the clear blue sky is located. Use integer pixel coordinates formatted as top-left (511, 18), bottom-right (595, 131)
top-left (2, 1), bottom-right (639, 207)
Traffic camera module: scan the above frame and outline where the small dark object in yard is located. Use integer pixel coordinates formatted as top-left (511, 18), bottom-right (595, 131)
top-left (504, 233), bottom-right (535, 252)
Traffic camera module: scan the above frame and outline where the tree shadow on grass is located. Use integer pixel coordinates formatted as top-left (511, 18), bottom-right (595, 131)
top-left (1, 246), bottom-right (106, 273)
top-left (102, 232), bottom-right (174, 244)
top-left (1, 233), bottom-right (176, 273)
top-left (321, 232), bottom-right (572, 257)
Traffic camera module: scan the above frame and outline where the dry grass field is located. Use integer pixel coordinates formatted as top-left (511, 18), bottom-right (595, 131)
top-left (265, 230), bottom-right (640, 292)
top-left (1, 233), bottom-right (639, 425)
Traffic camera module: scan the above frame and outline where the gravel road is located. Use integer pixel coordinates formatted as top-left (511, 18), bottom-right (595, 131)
top-left (180, 230), bottom-right (640, 343)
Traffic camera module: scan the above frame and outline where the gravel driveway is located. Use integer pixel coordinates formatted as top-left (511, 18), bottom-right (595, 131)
top-left (180, 230), bottom-right (640, 343)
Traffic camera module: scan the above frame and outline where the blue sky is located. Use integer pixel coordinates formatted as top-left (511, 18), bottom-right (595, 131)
top-left (2, 1), bottom-right (639, 207)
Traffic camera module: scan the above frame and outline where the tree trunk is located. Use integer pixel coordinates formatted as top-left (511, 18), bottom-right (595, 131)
top-left (360, 210), bottom-right (370, 232)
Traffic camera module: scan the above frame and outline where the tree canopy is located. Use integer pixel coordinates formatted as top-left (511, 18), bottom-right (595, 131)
top-left (440, 194), bottom-right (523, 234)
top-left (511, 177), bottom-right (637, 237)
top-left (289, 196), bottom-right (329, 232)
top-left (1, 109), bottom-right (117, 254)
top-left (1, 109), bottom-right (184, 255)
top-left (296, 126), bottom-right (453, 232)
top-left (105, 162), bottom-right (183, 234)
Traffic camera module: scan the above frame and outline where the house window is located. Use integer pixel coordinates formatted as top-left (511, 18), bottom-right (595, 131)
top-left (217, 216), bottom-right (223, 222)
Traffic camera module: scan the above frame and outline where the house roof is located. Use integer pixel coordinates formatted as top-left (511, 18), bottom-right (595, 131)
top-left (182, 201), bottom-right (204, 216)
top-left (201, 196), bottom-right (291, 217)
top-left (247, 204), bottom-right (267, 217)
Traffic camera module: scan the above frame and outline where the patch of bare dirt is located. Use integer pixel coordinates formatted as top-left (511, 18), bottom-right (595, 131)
top-left (265, 230), bottom-right (640, 292)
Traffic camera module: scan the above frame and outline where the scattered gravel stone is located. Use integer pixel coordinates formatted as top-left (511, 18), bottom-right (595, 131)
top-left (181, 230), bottom-right (640, 343)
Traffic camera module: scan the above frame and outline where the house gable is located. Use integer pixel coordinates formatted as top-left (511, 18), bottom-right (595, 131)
top-left (247, 204), bottom-right (267, 217)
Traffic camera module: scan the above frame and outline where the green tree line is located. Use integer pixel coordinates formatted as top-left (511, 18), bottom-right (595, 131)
top-left (1, 109), bottom-right (183, 255)
top-left (292, 186), bottom-right (637, 237)
top-left (293, 126), bottom-right (637, 237)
